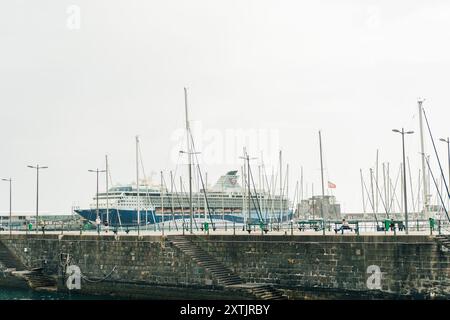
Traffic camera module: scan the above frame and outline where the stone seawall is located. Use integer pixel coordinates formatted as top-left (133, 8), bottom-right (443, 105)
top-left (1, 234), bottom-right (449, 299)
top-left (0, 234), bottom-right (241, 299)
top-left (194, 235), bottom-right (450, 299)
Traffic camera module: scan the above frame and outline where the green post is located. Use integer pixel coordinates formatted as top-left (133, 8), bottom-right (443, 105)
top-left (429, 218), bottom-right (435, 235)
top-left (384, 219), bottom-right (390, 234)
top-left (356, 221), bottom-right (359, 236)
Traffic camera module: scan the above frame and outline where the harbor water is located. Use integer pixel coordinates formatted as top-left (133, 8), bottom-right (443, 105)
top-left (0, 288), bottom-right (119, 300)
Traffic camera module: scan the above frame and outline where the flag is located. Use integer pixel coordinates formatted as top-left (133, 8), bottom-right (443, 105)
top-left (328, 181), bottom-right (336, 189)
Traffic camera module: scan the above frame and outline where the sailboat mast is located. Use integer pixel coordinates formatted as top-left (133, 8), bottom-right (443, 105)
top-left (136, 135), bottom-right (140, 235)
top-left (300, 166), bottom-right (304, 203)
top-left (286, 164), bottom-right (289, 222)
top-left (376, 149), bottom-right (379, 213)
top-left (279, 150), bottom-right (282, 224)
top-left (319, 131), bottom-right (325, 235)
top-left (418, 99), bottom-right (428, 216)
top-left (360, 169), bottom-right (366, 214)
top-left (161, 171), bottom-right (164, 234)
top-left (106, 154), bottom-right (109, 225)
top-left (204, 172), bottom-right (208, 222)
top-left (247, 154), bottom-right (251, 225)
top-left (370, 168), bottom-right (375, 214)
top-left (184, 87), bottom-right (193, 234)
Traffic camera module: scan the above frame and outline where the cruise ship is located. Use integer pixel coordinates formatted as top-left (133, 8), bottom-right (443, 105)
top-left (75, 171), bottom-right (292, 227)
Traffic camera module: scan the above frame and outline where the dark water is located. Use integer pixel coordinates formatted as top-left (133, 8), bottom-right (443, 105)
top-left (0, 288), bottom-right (119, 300)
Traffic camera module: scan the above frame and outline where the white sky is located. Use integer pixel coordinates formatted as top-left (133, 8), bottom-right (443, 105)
top-left (1, 0), bottom-right (450, 214)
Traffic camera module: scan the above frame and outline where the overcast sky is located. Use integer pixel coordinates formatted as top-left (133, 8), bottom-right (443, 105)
top-left (1, 0), bottom-right (450, 214)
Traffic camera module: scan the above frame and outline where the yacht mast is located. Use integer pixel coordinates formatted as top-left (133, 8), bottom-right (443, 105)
top-left (418, 98), bottom-right (428, 216)
top-left (279, 150), bottom-right (282, 225)
top-left (161, 171), bottom-right (164, 234)
top-left (184, 87), bottom-right (193, 234)
top-left (106, 155), bottom-right (109, 225)
top-left (136, 135), bottom-right (140, 235)
top-left (319, 131), bottom-right (325, 235)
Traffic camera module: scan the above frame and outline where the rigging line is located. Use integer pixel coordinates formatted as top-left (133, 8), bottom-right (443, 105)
top-left (261, 161), bottom-right (273, 221)
top-left (138, 142), bottom-right (158, 230)
top-left (423, 108), bottom-right (450, 199)
top-left (248, 164), bottom-right (264, 223)
top-left (362, 173), bottom-right (379, 222)
top-left (188, 131), bottom-right (214, 225)
top-left (268, 168), bottom-right (278, 222)
top-left (425, 156), bottom-right (450, 223)
top-left (172, 152), bottom-right (182, 181)
top-left (169, 175), bottom-right (185, 227)
top-left (407, 157), bottom-right (417, 213)
top-left (179, 173), bottom-right (199, 231)
top-left (279, 166), bottom-right (289, 222)
top-left (104, 160), bottom-right (123, 231)
top-left (170, 152), bottom-right (186, 227)
top-left (416, 170), bottom-right (422, 215)
top-left (373, 169), bottom-right (389, 217)
top-left (161, 173), bottom-right (178, 230)
top-left (388, 166), bottom-right (402, 213)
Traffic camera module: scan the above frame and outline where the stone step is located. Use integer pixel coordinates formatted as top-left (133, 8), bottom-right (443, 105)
top-left (169, 236), bottom-right (246, 290)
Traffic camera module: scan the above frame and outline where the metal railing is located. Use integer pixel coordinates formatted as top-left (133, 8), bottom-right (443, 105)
top-left (1, 218), bottom-right (449, 236)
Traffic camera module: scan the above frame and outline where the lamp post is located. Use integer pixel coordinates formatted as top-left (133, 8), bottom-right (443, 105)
top-left (27, 165), bottom-right (48, 233)
top-left (392, 128), bottom-right (414, 234)
top-left (88, 168), bottom-right (106, 234)
top-left (1, 178), bottom-right (12, 236)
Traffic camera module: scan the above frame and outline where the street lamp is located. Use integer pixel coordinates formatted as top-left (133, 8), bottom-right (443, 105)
top-left (88, 168), bottom-right (106, 234)
top-left (28, 165), bottom-right (48, 233)
top-left (439, 137), bottom-right (450, 190)
top-left (392, 128), bottom-right (414, 234)
top-left (1, 178), bottom-right (12, 236)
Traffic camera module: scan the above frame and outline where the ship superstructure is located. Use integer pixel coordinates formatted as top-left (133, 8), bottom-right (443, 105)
top-left (75, 170), bottom-right (291, 227)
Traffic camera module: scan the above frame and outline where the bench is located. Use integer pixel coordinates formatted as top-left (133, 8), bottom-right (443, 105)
top-left (333, 221), bottom-right (359, 234)
top-left (298, 220), bottom-right (323, 232)
top-left (243, 222), bottom-right (269, 234)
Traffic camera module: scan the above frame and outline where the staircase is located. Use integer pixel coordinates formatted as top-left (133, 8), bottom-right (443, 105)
top-left (0, 240), bottom-right (57, 291)
top-left (247, 284), bottom-right (288, 300)
top-left (169, 235), bottom-right (243, 286)
top-left (0, 240), bottom-right (26, 270)
top-left (435, 235), bottom-right (450, 252)
top-left (168, 235), bottom-right (287, 300)
top-left (17, 269), bottom-right (58, 291)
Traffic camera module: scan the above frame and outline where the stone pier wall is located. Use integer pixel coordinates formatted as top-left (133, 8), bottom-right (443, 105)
top-left (194, 235), bottom-right (450, 298)
top-left (1, 234), bottom-right (449, 299)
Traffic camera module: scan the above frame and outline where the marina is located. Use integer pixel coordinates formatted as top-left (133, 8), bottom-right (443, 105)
top-left (1, 2), bottom-right (450, 308)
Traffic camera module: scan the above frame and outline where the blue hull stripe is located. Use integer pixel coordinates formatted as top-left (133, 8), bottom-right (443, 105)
top-left (75, 209), bottom-right (292, 227)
